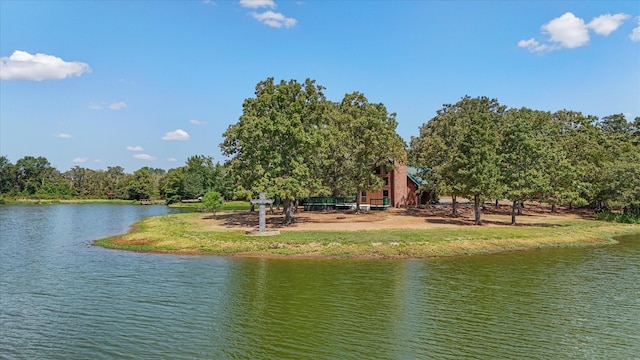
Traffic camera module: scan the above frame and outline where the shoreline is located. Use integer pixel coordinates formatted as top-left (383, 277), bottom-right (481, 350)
top-left (93, 209), bottom-right (640, 259)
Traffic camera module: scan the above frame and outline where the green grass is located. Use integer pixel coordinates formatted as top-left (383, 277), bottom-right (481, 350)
top-left (94, 212), bottom-right (640, 259)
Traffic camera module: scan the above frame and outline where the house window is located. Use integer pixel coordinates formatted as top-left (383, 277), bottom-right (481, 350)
top-left (384, 177), bottom-right (389, 186)
top-left (383, 190), bottom-right (389, 198)
top-left (361, 193), bottom-right (367, 203)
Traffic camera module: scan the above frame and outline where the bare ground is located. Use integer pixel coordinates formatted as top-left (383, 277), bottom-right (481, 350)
top-left (197, 201), bottom-right (594, 232)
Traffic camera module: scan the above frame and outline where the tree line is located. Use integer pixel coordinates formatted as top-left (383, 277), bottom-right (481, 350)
top-left (0, 154), bottom-right (234, 203)
top-left (2, 78), bottom-right (639, 225)
top-left (408, 96), bottom-right (640, 224)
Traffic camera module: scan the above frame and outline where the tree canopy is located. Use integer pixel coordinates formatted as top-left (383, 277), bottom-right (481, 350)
top-left (1, 84), bottom-right (637, 225)
top-left (409, 97), bottom-right (640, 224)
top-left (220, 78), bottom-right (407, 223)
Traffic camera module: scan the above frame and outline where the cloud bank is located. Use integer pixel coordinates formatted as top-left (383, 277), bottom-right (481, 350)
top-left (519, 12), bottom-right (631, 53)
top-left (162, 129), bottom-right (190, 141)
top-left (0, 50), bottom-right (91, 81)
top-left (126, 146), bottom-right (144, 151)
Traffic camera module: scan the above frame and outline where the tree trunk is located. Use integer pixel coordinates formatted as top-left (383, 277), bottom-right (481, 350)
top-left (474, 195), bottom-right (482, 225)
top-left (495, 199), bottom-right (499, 208)
top-left (282, 198), bottom-right (295, 224)
top-left (451, 195), bottom-right (459, 217)
top-left (511, 201), bottom-right (518, 225)
top-left (517, 201), bottom-right (523, 215)
top-left (551, 203), bottom-right (557, 213)
top-left (355, 191), bottom-right (361, 214)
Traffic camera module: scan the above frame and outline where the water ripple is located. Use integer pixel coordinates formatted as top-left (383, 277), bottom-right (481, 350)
top-left (1, 205), bottom-right (639, 359)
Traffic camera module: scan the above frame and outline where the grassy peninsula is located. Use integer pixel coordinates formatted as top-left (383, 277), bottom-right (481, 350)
top-left (94, 207), bottom-right (640, 259)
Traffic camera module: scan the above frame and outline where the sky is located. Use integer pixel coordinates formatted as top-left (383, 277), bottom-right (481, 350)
top-left (1, 0), bottom-right (639, 173)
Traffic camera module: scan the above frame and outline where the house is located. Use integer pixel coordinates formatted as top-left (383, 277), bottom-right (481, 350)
top-left (363, 162), bottom-right (429, 208)
top-left (302, 162), bottom-right (430, 211)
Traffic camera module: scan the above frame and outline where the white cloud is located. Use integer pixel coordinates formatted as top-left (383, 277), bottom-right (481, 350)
top-left (542, 12), bottom-right (589, 49)
top-left (89, 101), bottom-right (128, 110)
top-left (519, 12), bottom-right (632, 53)
top-left (190, 119), bottom-right (205, 125)
top-left (162, 129), bottom-right (190, 141)
top-left (240, 0), bottom-right (275, 9)
top-left (55, 133), bottom-right (72, 138)
top-left (251, 10), bottom-right (297, 28)
top-left (133, 154), bottom-right (156, 160)
top-left (517, 38), bottom-right (553, 53)
top-left (588, 13), bottom-right (630, 36)
top-left (126, 145), bottom-right (144, 151)
top-left (631, 17), bottom-right (640, 42)
top-left (167, 157), bottom-right (178, 162)
top-left (73, 157), bottom-right (88, 163)
top-left (109, 101), bottom-right (128, 110)
top-left (0, 50), bottom-right (91, 81)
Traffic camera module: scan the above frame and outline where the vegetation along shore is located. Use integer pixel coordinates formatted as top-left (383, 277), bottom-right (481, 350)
top-left (94, 205), bottom-right (640, 259)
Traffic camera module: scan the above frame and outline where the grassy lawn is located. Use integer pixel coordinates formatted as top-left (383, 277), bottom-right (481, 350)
top-left (94, 212), bottom-right (640, 258)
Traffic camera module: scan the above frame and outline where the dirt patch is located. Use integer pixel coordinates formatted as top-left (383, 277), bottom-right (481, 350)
top-left (194, 202), bottom-right (594, 232)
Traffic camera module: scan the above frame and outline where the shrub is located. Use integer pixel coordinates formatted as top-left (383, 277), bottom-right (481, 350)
top-left (201, 191), bottom-right (224, 216)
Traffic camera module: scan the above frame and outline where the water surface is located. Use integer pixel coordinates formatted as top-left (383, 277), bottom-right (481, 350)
top-left (1, 204), bottom-right (638, 359)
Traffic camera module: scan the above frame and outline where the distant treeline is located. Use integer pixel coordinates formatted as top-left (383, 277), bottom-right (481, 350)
top-left (0, 155), bottom-right (235, 203)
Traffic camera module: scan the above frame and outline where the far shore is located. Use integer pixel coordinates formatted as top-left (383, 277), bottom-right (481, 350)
top-left (94, 203), bottom-right (640, 259)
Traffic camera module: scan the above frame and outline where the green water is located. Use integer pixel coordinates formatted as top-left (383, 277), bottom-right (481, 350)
top-left (1, 205), bottom-right (638, 359)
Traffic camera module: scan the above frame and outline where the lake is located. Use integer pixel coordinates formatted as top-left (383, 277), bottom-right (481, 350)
top-left (1, 204), bottom-right (638, 359)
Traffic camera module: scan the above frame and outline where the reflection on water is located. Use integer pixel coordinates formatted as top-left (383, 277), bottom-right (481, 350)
top-left (1, 205), bottom-right (639, 359)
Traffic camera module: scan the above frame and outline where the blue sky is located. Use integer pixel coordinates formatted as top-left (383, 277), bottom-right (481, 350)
top-left (1, 0), bottom-right (639, 173)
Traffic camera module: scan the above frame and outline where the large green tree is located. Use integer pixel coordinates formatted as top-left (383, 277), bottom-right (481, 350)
top-left (183, 155), bottom-right (216, 199)
top-left (127, 167), bottom-right (157, 200)
top-left (498, 108), bottom-right (553, 224)
top-left (14, 156), bottom-right (63, 196)
top-left (321, 92), bottom-right (406, 211)
top-left (220, 78), bottom-right (327, 224)
top-left (409, 96), bottom-right (504, 224)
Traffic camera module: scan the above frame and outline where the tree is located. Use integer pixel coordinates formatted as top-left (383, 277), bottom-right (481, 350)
top-left (498, 108), bottom-right (552, 224)
top-left (183, 155), bottom-right (216, 199)
top-left (202, 190), bottom-right (224, 216)
top-left (220, 78), bottom-right (327, 224)
top-left (599, 113), bottom-right (630, 136)
top-left (14, 156), bottom-right (62, 196)
top-left (0, 156), bottom-right (17, 194)
top-left (159, 167), bottom-right (186, 204)
top-left (320, 92), bottom-right (406, 212)
top-left (409, 96), bottom-right (504, 224)
top-left (105, 166), bottom-right (127, 199)
top-left (127, 167), bottom-right (156, 200)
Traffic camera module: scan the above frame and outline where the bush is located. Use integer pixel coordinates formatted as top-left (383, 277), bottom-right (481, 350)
top-left (595, 211), bottom-right (640, 224)
top-left (201, 191), bottom-right (224, 215)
